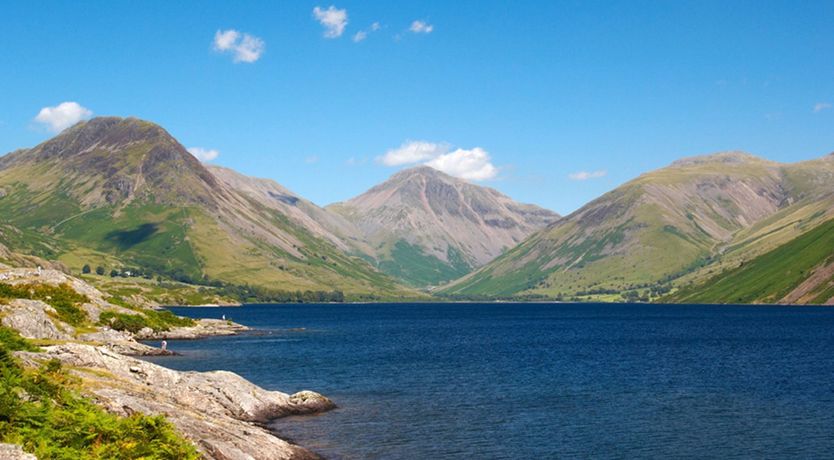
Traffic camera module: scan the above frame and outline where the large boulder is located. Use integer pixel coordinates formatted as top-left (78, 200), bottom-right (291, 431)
top-left (0, 299), bottom-right (74, 340)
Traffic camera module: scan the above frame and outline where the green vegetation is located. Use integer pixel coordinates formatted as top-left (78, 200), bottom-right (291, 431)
top-left (0, 332), bottom-right (199, 459)
top-left (0, 283), bottom-right (89, 326)
top-left (0, 326), bottom-right (39, 352)
top-left (377, 241), bottom-right (472, 287)
top-left (98, 309), bottom-right (195, 334)
top-left (670, 219), bottom-right (834, 304)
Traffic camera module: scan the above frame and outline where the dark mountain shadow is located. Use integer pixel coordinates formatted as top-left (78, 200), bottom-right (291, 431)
top-left (105, 223), bottom-right (159, 249)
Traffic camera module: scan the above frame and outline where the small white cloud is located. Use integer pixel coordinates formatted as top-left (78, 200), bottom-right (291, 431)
top-left (187, 147), bottom-right (220, 162)
top-left (213, 29), bottom-right (265, 63)
top-left (313, 6), bottom-right (348, 38)
top-left (353, 22), bottom-right (382, 43)
top-left (568, 170), bottom-right (607, 181)
top-left (813, 102), bottom-right (832, 113)
top-left (214, 30), bottom-right (239, 51)
top-left (377, 141), bottom-right (448, 166)
top-left (409, 20), bottom-right (434, 34)
top-left (34, 102), bottom-right (93, 133)
top-left (425, 148), bottom-right (497, 181)
top-left (305, 155), bottom-right (320, 164)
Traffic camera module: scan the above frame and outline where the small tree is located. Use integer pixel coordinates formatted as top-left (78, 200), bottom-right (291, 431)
top-left (95, 266), bottom-right (105, 276)
top-left (110, 269), bottom-right (119, 278)
top-left (81, 264), bottom-right (91, 274)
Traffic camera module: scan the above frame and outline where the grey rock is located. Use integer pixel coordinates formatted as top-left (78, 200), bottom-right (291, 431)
top-left (139, 318), bottom-right (249, 340)
top-left (0, 443), bottom-right (37, 460)
top-left (17, 344), bottom-right (333, 459)
top-left (0, 299), bottom-right (74, 340)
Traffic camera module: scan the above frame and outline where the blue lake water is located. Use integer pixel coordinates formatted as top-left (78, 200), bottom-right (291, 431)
top-left (145, 303), bottom-right (834, 459)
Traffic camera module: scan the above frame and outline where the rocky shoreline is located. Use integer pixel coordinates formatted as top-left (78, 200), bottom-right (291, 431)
top-left (0, 267), bottom-right (335, 459)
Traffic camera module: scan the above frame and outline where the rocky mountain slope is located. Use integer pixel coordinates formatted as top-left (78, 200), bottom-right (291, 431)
top-left (0, 117), bottom-right (412, 299)
top-left (207, 165), bottom-right (373, 255)
top-left (441, 152), bottom-right (834, 301)
top-left (327, 166), bottom-right (560, 286)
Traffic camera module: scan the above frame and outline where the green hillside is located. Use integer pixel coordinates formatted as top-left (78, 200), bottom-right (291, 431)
top-left (669, 218), bottom-right (834, 304)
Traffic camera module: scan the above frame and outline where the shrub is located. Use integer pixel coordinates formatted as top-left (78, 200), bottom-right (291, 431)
top-left (81, 264), bottom-right (91, 274)
top-left (0, 347), bottom-right (199, 459)
top-left (99, 309), bottom-right (195, 334)
top-left (0, 326), bottom-right (39, 352)
top-left (95, 266), bottom-right (105, 276)
top-left (0, 283), bottom-right (89, 327)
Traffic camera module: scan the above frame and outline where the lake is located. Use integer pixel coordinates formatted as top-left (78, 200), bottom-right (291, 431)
top-left (144, 303), bottom-right (834, 459)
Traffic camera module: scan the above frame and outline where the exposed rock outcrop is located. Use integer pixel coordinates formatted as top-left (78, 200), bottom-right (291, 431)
top-left (136, 318), bottom-right (249, 340)
top-left (0, 299), bottom-right (74, 340)
top-left (17, 344), bottom-right (334, 460)
top-left (78, 327), bottom-right (171, 356)
top-left (1, 266), bottom-right (335, 459)
top-left (0, 267), bottom-right (135, 322)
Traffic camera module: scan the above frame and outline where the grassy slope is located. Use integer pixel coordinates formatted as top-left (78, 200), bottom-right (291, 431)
top-left (441, 155), bottom-right (834, 301)
top-left (669, 218), bottom-right (834, 304)
top-left (376, 240), bottom-right (471, 287)
top-left (441, 188), bottom-right (714, 298)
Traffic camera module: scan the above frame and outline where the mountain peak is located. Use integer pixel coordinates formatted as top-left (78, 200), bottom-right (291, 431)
top-left (36, 117), bottom-right (175, 159)
top-left (2, 116), bottom-right (217, 205)
top-left (391, 165), bottom-right (453, 181)
top-left (329, 165), bottom-right (559, 286)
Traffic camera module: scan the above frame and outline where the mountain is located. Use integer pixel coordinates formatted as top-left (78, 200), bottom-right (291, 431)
top-left (440, 152), bottom-right (834, 301)
top-left (327, 166), bottom-right (560, 287)
top-left (206, 165), bottom-right (372, 254)
top-left (0, 117), bottom-right (413, 299)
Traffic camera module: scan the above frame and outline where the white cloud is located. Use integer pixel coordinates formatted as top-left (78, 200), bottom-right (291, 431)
top-left (34, 102), bottom-right (92, 133)
top-left (213, 29), bottom-right (265, 63)
top-left (813, 102), bottom-right (832, 113)
top-left (305, 155), bottom-right (320, 164)
top-left (378, 141), bottom-right (499, 180)
top-left (214, 30), bottom-right (239, 51)
top-left (568, 170), bottom-right (607, 181)
top-left (425, 148), bottom-right (497, 181)
top-left (187, 147), bottom-right (220, 162)
top-left (313, 6), bottom-right (348, 38)
top-left (377, 140), bottom-right (448, 166)
top-left (409, 20), bottom-right (434, 34)
top-left (352, 22), bottom-right (382, 43)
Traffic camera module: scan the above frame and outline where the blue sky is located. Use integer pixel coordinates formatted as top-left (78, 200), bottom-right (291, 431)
top-left (1, 0), bottom-right (833, 214)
